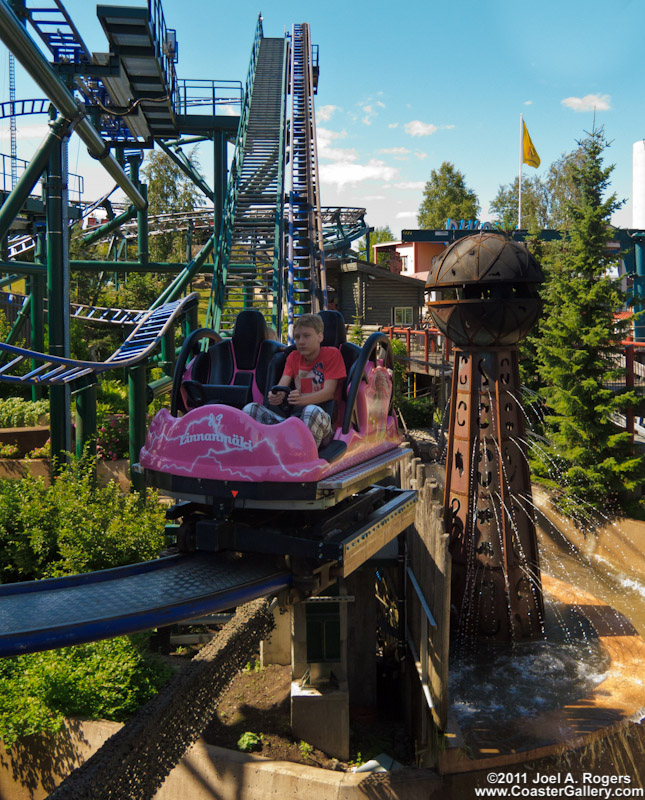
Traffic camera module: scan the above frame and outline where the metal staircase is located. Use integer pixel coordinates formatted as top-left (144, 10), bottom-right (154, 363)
top-left (207, 19), bottom-right (287, 335)
top-left (286, 23), bottom-right (327, 341)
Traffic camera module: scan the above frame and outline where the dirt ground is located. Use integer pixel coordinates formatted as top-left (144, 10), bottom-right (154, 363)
top-left (199, 660), bottom-right (414, 771)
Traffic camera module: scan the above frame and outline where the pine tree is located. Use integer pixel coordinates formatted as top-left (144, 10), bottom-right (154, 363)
top-left (533, 128), bottom-right (643, 514)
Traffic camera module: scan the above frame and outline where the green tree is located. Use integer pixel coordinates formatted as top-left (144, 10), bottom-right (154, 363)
top-left (490, 148), bottom-right (584, 232)
top-left (141, 148), bottom-right (205, 263)
top-left (490, 175), bottom-right (549, 231)
top-left (357, 225), bottom-right (395, 265)
top-left (544, 148), bottom-right (584, 229)
top-left (532, 128), bottom-right (643, 514)
top-left (417, 162), bottom-right (480, 229)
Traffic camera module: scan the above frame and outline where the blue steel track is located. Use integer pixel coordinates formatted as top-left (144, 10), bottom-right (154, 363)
top-left (0, 553), bottom-right (291, 657)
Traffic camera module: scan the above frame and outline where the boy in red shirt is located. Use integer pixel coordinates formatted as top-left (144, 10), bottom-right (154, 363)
top-left (243, 313), bottom-right (346, 447)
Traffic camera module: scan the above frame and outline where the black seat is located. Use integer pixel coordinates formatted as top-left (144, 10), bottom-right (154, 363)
top-left (182, 310), bottom-right (284, 410)
top-left (319, 310), bottom-right (361, 400)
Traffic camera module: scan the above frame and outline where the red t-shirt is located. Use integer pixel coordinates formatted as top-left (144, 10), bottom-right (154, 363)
top-left (284, 346), bottom-right (346, 412)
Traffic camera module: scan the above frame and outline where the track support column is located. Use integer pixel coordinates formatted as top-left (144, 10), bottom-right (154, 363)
top-left (129, 361), bottom-right (147, 492)
top-left (45, 117), bottom-right (71, 472)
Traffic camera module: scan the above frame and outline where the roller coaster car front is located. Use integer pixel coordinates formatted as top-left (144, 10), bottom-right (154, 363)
top-left (140, 309), bottom-right (405, 508)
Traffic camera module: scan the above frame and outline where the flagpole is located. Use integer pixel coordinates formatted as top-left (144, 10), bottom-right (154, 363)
top-left (518, 113), bottom-right (523, 229)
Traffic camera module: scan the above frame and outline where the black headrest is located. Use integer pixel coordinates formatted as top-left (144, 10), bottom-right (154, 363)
top-left (232, 309), bottom-right (267, 370)
top-left (319, 310), bottom-right (346, 348)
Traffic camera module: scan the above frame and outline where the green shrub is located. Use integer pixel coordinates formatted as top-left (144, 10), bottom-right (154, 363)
top-left (0, 398), bottom-right (49, 428)
top-left (0, 634), bottom-right (172, 747)
top-left (97, 379), bottom-right (128, 415)
top-left (389, 338), bottom-right (407, 397)
top-left (237, 731), bottom-right (262, 752)
top-left (0, 443), bottom-right (19, 458)
top-left (349, 315), bottom-right (364, 345)
top-left (97, 413), bottom-right (129, 461)
top-left (0, 455), bottom-right (166, 583)
top-left (0, 456), bottom-right (170, 748)
top-left (397, 396), bottom-right (435, 429)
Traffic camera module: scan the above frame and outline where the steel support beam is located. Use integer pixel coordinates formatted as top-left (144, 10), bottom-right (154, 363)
top-left (82, 205), bottom-right (138, 246)
top-left (0, 115), bottom-right (68, 241)
top-left (46, 128), bottom-right (72, 470)
top-left (634, 236), bottom-right (645, 342)
top-left (0, 2), bottom-right (146, 211)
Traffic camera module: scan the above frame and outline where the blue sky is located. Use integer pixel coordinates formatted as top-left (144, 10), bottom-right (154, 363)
top-left (1, 0), bottom-right (643, 235)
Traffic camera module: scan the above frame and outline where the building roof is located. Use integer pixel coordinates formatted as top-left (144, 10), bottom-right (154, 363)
top-left (330, 259), bottom-right (427, 287)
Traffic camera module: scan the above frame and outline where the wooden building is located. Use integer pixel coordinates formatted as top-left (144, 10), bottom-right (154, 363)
top-left (325, 259), bottom-right (425, 327)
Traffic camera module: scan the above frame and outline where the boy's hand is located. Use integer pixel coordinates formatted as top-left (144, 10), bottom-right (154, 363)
top-left (288, 389), bottom-right (302, 406)
top-left (268, 389), bottom-right (286, 406)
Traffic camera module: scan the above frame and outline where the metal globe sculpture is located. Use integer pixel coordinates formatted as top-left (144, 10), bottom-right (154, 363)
top-left (427, 233), bottom-right (545, 642)
top-left (427, 232), bottom-right (544, 347)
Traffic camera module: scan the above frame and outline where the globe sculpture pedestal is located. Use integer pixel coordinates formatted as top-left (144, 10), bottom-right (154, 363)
top-left (427, 233), bottom-right (545, 641)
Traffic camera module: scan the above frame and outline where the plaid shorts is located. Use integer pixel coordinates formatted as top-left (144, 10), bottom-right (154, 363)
top-left (243, 402), bottom-right (332, 448)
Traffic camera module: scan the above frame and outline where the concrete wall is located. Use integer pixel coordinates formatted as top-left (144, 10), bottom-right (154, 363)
top-left (0, 720), bottom-right (443, 800)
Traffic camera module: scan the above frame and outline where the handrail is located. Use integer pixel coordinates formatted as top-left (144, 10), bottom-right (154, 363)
top-left (342, 332), bottom-right (395, 435)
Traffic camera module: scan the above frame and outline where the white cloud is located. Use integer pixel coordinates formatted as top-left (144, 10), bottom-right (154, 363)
top-left (359, 97), bottom-right (385, 126)
top-left (388, 123), bottom-right (399, 129)
top-left (395, 211), bottom-right (417, 219)
top-left (363, 194), bottom-right (386, 200)
top-left (380, 147), bottom-right (410, 155)
top-left (319, 159), bottom-right (399, 189)
top-left (0, 123), bottom-right (49, 142)
top-left (404, 121), bottom-right (455, 137)
top-left (317, 104), bottom-right (339, 121)
top-left (524, 100), bottom-right (533, 106)
top-left (316, 127), bottom-right (357, 162)
top-left (414, 151), bottom-right (428, 160)
top-left (393, 181), bottom-right (425, 190)
top-left (561, 93), bottom-right (611, 112)
top-left (405, 120), bottom-right (437, 137)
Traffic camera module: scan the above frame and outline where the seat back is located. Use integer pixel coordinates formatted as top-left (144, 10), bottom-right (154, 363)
top-left (231, 309), bottom-right (267, 369)
top-left (182, 310), bottom-right (285, 410)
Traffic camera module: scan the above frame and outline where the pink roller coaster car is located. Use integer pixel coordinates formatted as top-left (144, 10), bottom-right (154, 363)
top-left (141, 310), bottom-right (404, 508)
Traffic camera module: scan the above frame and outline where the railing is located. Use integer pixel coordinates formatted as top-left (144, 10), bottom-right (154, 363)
top-left (381, 325), bottom-right (453, 372)
top-left (206, 14), bottom-right (264, 331)
top-left (148, 0), bottom-right (177, 95)
top-left (385, 325), bottom-right (645, 437)
top-left (0, 152), bottom-right (84, 202)
top-left (173, 79), bottom-right (243, 117)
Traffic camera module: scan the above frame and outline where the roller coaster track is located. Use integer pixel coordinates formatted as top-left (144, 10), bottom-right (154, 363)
top-left (205, 20), bottom-right (360, 338)
top-left (286, 22), bottom-right (326, 339)
top-left (0, 292), bottom-right (197, 385)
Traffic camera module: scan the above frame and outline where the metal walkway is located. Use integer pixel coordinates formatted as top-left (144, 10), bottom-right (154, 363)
top-left (0, 552), bottom-right (290, 657)
top-left (208, 22), bottom-right (288, 334)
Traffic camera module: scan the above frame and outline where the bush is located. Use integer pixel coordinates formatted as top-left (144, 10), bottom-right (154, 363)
top-left (97, 413), bottom-right (129, 461)
top-left (0, 455), bottom-right (166, 583)
top-left (237, 731), bottom-right (262, 752)
top-left (389, 338), bottom-right (407, 397)
top-left (0, 398), bottom-right (49, 428)
top-left (97, 379), bottom-right (129, 415)
top-left (0, 456), bottom-right (170, 747)
top-left (0, 634), bottom-right (172, 747)
top-left (397, 396), bottom-right (435, 429)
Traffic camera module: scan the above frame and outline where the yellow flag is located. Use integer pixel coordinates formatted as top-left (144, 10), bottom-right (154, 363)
top-left (522, 121), bottom-right (540, 168)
